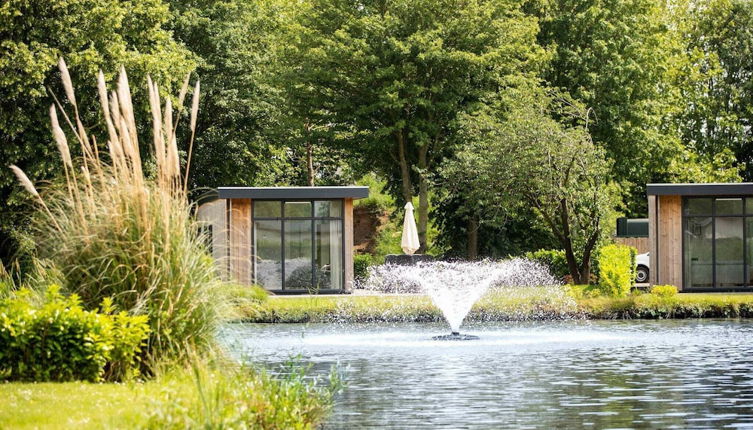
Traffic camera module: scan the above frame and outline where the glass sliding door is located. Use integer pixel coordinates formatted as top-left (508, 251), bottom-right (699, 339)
top-left (252, 199), bottom-right (344, 292)
top-left (715, 217), bottom-right (744, 287)
top-left (315, 220), bottom-right (343, 290)
top-left (684, 216), bottom-right (714, 288)
top-left (683, 197), bottom-right (751, 289)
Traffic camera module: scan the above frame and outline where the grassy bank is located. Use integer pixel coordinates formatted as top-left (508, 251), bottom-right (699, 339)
top-left (0, 363), bottom-right (339, 430)
top-left (236, 288), bottom-right (753, 323)
top-left (579, 292), bottom-right (753, 319)
top-left (237, 287), bottom-right (578, 323)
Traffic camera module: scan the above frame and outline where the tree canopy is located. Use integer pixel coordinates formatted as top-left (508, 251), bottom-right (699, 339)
top-left (444, 90), bottom-right (619, 281)
top-left (280, 0), bottom-right (545, 250)
top-left (0, 0), bottom-right (194, 266)
top-left (2, 0), bottom-right (753, 266)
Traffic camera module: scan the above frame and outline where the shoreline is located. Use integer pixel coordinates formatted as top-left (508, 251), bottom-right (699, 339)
top-left (234, 290), bottom-right (753, 323)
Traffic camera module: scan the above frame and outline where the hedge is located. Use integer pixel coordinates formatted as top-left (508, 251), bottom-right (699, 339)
top-left (0, 286), bottom-right (149, 382)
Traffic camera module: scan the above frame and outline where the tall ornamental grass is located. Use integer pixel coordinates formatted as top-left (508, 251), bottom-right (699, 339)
top-left (9, 59), bottom-right (220, 368)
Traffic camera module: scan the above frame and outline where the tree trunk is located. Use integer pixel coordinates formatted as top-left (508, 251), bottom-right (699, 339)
top-left (467, 215), bottom-right (478, 260)
top-left (579, 261), bottom-right (591, 285)
top-left (305, 122), bottom-right (315, 186)
top-left (577, 229), bottom-right (600, 285)
top-left (558, 199), bottom-right (585, 284)
top-left (562, 240), bottom-right (583, 284)
top-left (306, 139), bottom-right (314, 186)
top-left (417, 145), bottom-right (429, 253)
top-left (396, 130), bottom-right (413, 204)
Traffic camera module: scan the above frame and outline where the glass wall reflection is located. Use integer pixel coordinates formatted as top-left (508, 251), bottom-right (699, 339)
top-left (253, 220), bottom-right (282, 289)
top-left (684, 216), bottom-right (713, 288)
top-left (315, 220), bottom-right (343, 290)
top-left (284, 220), bottom-right (313, 290)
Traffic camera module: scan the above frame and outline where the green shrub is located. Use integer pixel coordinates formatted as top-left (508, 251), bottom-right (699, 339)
top-left (525, 249), bottom-right (569, 280)
top-left (594, 244), bottom-right (637, 297)
top-left (354, 254), bottom-right (374, 280)
top-left (0, 286), bottom-right (149, 382)
top-left (651, 285), bottom-right (679, 297)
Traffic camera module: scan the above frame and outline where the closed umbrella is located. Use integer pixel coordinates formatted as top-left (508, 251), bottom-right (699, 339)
top-left (401, 202), bottom-right (420, 255)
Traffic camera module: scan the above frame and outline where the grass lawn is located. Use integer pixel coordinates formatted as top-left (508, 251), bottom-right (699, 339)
top-left (237, 288), bottom-right (753, 323)
top-left (0, 364), bottom-right (338, 430)
top-left (0, 381), bottom-right (156, 429)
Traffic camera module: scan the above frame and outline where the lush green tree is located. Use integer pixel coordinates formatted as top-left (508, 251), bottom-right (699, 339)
top-left (444, 91), bottom-right (619, 283)
top-left (168, 0), bottom-right (293, 193)
top-left (671, 0), bottom-right (753, 179)
top-left (273, 1), bottom-right (356, 187)
top-left (284, 0), bottom-right (545, 251)
top-left (0, 0), bottom-right (195, 268)
top-left (532, 0), bottom-right (738, 215)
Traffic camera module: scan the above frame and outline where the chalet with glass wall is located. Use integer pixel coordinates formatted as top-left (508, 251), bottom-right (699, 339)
top-left (648, 183), bottom-right (753, 291)
top-left (197, 186), bottom-right (369, 294)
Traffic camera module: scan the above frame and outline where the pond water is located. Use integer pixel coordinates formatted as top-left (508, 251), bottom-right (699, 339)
top-left (226, 320), bottom-right (753, 429)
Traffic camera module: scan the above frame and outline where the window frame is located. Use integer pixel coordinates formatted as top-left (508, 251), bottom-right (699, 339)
top-left (251, 198), bottom-right (345, 293)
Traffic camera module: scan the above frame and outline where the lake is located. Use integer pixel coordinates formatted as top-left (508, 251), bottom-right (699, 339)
top-left (227, 320), bottom-right (753, 429)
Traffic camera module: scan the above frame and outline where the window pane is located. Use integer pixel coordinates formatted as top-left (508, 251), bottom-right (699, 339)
top-left (314, 200), bottom-right (343, 218)
top-left (746, 198), bottom-right (753, 214)
top-left (284, 220), bottom-right (312, 290)
top-left (285, 201), bottom-right (311, 218)
top-left (716, 217), bottom-right (744, 287)
top-left (684, 198), bottom-right (712, 216)
top-left (684, 217), bottom-right (714, 288)
top-left (253, 220), bottom-right (282, 289)
top-left (315, 220), bottom-right (343, 290)
top-left (716, 198), bottom-right (743, 215)
top-left (254, 201), bottom-right (281, 218)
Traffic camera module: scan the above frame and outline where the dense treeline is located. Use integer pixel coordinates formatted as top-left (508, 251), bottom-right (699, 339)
top-left (2, 0), bottom-right (752, 274)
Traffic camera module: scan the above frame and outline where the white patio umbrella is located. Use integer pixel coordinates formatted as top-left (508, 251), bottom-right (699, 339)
top-left (401, 202), bottom-right (420, 255)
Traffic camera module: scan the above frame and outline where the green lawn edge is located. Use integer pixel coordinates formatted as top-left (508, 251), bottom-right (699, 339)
top-left (236, 291), bottom-right (753, 323)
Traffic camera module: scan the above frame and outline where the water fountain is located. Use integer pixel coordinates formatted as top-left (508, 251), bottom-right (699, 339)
top-left (364, 258), bottom-right (559, 340)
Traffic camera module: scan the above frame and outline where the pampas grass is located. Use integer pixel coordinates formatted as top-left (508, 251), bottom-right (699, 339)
top-left (10, 60), bottom-right (214, 370)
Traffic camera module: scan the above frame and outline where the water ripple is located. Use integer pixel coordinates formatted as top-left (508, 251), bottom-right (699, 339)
top-left (225, 319), bottom-right (753, 429)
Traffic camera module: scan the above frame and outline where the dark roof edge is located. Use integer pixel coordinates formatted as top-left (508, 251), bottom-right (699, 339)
top-left (647, 183), bottom-right (753, 196)
top-left (217, 186), bottom-right (369, 200)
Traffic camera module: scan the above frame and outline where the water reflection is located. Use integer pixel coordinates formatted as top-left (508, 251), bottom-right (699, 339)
top-left (227, 320), bottom-right (753, 429)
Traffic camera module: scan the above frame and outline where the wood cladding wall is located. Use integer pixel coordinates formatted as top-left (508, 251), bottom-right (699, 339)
top-left (613, 237), bottom-right (649, 254)
top-left (344, 198), bottom-right (354, 291)
top-left (649, 195), bottom-right (683, 289)
top-left (229, 199), bottom-right (252, 285)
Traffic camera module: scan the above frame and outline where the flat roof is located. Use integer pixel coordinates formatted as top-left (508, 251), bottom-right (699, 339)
top-left (217, 186), bottom-right (369, 200)
top-left (647, 183), bottom-right (753, 196)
